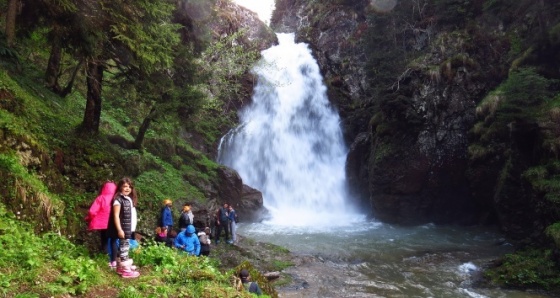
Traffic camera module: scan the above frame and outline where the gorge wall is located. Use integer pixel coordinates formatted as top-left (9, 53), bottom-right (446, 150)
top-left (271, 0), bottom-right (560, 240)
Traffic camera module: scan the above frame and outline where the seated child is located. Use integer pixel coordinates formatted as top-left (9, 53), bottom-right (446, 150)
top-left (155, 227), bottom-right (168, 243)
top-left (198, 227), bottom-right (212, 256)
top-left (165, 230), bottom-right (177, 248)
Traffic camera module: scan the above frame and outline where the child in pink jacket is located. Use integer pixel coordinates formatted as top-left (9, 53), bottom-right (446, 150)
top-left (85, 181), bottom-right (117, 257)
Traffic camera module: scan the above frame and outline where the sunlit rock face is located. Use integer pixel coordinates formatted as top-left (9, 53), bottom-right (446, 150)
top-left (210, 0), bottom-right (277, 51)
top-left (176, 0), bottom-right (277, 51)
top-left (271, 0), bottom-right (512, 225)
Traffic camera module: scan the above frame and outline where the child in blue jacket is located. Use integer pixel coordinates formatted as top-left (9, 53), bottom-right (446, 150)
top-left (174, 225), bottom-right (200, 256)
top-left (160, 199), bottom-right (174, 235)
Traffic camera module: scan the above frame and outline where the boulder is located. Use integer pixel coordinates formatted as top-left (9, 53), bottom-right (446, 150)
top-left (216, 166), bottom-right (267, 222)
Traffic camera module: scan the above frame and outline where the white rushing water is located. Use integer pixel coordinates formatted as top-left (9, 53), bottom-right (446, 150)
top-left (218, 33), bottom-right (364, 227)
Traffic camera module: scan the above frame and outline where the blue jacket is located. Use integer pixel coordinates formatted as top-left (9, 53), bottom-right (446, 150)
top-left (228, 209), bottom-right (237, 223)
top-left (161, 206), bottom-right (173, 227)
top-left (174, 225), bottom-right (200, 256)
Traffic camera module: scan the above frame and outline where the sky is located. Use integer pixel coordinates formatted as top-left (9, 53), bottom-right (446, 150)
top-left (232, 0), bottom-right (275, 25)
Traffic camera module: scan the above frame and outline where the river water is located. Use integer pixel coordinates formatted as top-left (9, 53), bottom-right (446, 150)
top-left (217, 34), bottom-right (550, 297)
top-left (238, 222), bottom-right (549, 298)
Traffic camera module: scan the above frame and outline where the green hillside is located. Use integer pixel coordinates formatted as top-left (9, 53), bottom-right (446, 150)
top-left (0, 0), bottom-right (276, 296)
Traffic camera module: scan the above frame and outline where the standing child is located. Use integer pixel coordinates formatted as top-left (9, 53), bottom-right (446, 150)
top-left (107, 177), bottom-right (140, 278)
top-left (228, 205), bottom-right (238, 245)
top-left (85, 181), bottom-right (117, 263)
top-left (178, 203), bottom-right (194, 232)
top-left (160, 199), bottom-right (174, 236)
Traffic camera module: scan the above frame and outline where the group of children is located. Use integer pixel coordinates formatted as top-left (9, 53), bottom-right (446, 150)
top-left (156, 199), bottom-right (238, 253)
top-left (85, 178), bottom-right (240, 279)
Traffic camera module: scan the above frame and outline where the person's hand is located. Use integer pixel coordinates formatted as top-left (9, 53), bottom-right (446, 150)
top-left (118, 229), bottom-right (125, 239)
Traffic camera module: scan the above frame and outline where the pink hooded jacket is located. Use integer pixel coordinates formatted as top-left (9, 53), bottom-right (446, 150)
top-left (86, 181), bottom-right (117, 230)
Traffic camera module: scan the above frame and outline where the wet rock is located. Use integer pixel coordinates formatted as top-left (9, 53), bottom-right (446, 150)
top-left (216, 166), bottom-right (266, 222)
top-left (263, 271), bottom-right (280, 280)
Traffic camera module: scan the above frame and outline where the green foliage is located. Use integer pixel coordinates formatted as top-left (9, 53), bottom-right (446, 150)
top-left (0, 153), bottom-right (65, 231)
top-left (0, 204), bottom-right (99, 295)
top-left (473, 68), bottom-right (553, 144)
top-left (132, 242), bottom-right (180, 269)
top-left (523, 163), bottom-right (560, 204)
top-left (472, 68), bottom-right (560, 212)
top-left (485, 248), bottom-right (560, 290)
top-left (197, 29), bottom-right (261, 112)
top-left (109, 0), bottom-right (181, 72)
top-left (545, 223), bottom-right (560, 249)
top-left (507, 33), bottom-right (524, 59)
top-left (135, 160), bottom-right (191, 201)
top-left (500, 68), bottom-right (551, 110)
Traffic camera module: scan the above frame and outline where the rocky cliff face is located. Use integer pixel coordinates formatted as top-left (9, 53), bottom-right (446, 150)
top-left (271, 0), bottom-right (560, 238)
top-left (201, 0), bottom-right (274, 221)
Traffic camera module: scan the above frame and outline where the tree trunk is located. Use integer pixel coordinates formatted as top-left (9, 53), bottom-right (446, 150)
top-left (81, 59), bottom-right (104, 134)
top-left (133, 106), bottom-right (157, 149)
top-left (5, 0), bottom-right (18, 47)
top-left (45, 29), bottom-right (63, 93)
top-left (59, 59), bottom-right (84, 97)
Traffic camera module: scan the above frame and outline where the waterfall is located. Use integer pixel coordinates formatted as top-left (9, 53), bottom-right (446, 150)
top-left (218, 33), bottom-right (362, 227)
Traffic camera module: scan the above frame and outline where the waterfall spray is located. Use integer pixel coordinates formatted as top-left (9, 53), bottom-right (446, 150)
top-left (219, 33), bottom-right (363, 227)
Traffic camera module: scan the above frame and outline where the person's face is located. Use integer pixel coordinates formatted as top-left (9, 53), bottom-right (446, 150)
top-left (228, 206), bottom-right (233, 211)
top-left (121, 183), bottom-right (132, 196)
top-left (224, 203), bottom-right (228, 208)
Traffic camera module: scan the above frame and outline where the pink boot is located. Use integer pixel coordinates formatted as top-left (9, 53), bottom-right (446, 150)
top-left (120, 269), bottom-right (140, 278)
top-left (117, 260), bottom-right (140, 278)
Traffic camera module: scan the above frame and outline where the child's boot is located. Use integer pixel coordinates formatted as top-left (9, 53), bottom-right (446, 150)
top-left (117, 260), bottom-right (140, 278)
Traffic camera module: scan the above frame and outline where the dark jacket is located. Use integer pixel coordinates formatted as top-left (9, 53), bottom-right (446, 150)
top-left (107, 194), bottom-right (133, 239)
top-left (178, 211), bottom-right (193, 230)
top-left (243, 281), bottom-right (263, 295)
top-left (217, 207), bottom-right (229, 222)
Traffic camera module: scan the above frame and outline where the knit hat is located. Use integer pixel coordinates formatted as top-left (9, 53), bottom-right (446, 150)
top-left (239, 269), bottom-right (249, 280)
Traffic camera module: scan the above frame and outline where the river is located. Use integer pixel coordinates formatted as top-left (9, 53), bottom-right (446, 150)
top-left (238, 222), bottom-right (549, 298)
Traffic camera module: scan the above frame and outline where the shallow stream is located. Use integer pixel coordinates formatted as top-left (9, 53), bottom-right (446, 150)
top-left (238, 222), bottom-right (549, 298)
